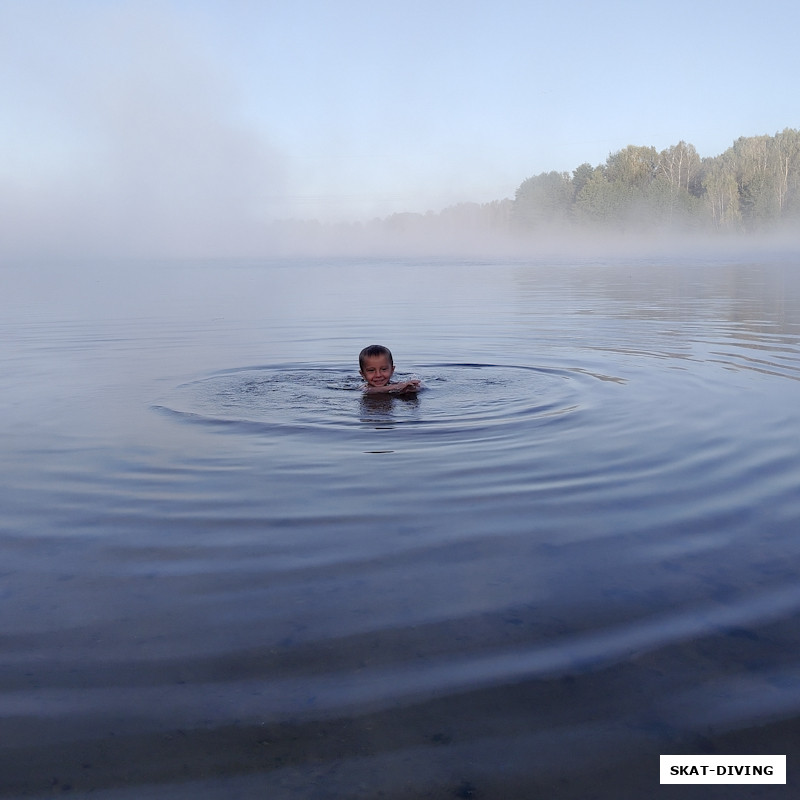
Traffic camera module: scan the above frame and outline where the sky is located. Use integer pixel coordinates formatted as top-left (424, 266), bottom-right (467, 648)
top-left (2, 0), bottom-right (799, 258)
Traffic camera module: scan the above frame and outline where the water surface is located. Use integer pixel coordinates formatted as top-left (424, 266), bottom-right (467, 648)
top-left (2, 255), bottom-right (800, 798)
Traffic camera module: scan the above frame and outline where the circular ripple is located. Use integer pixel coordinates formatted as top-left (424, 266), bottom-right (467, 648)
top-left (152, 362), bottom-right (586, 435)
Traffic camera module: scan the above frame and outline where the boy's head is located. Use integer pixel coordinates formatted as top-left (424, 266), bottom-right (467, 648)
top-left (359, 344), bottom-right (394, 388)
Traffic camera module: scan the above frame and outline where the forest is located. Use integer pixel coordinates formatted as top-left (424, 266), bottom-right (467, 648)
top-left (371, 128), bottom-right (800, 239)
top-left (511, 128), bottom-right (800, 233)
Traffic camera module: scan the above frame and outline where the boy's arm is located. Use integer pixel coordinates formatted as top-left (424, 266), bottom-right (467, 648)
top-left (364, 379), bottom-right (421, 394)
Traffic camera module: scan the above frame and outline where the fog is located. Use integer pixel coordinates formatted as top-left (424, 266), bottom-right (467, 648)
top-left (2, 4), bottom-right (516, 262)
top-left (3, 4), bottom-right (799, 264)
top-left (1, 4), bottom-right (287, 261)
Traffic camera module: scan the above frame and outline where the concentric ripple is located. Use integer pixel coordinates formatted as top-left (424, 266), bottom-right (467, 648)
top-left (152, 362), bottom-right (592, 435)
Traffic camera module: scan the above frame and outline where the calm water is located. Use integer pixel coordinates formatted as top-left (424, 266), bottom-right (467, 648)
top-left (2, 254), bottom-right (800, 799)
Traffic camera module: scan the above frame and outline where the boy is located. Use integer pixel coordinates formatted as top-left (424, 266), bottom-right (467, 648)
top-left (359, 345), bottom-right (421, 394)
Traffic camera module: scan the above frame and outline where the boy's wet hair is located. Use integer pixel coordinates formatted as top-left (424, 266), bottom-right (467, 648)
top-left (359, 344), bottom-right (393, 371)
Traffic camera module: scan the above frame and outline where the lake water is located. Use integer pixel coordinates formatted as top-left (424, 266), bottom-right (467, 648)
top-left (2, 253), bottom-right (800, 799)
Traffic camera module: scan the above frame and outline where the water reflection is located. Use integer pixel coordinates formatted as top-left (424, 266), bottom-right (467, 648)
top-left (359, 390), bottom-right (420, 427)
top-left (511, 259), bottom-right (800, 332)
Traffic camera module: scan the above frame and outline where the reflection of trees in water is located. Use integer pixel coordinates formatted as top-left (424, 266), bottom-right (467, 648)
top-left (511, 261), bottom-right (800, 337)
top-left (508, 261), bottom-right (800, 380)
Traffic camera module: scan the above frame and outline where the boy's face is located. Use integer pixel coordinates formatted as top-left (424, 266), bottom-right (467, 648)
top-left (360, 353), bottom-right (395, 387)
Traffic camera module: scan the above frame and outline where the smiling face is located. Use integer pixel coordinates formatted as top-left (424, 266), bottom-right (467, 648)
top-left (359, 353), bottom-right (395, 388)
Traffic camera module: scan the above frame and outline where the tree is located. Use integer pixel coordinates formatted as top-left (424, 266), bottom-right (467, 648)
top-left (512, 171), bottom-right (573, 229)
top-left (574, 168), bottom-right (631, 227)
top-left (731, 134), bottom-right (775, 225)
top-left (770, 128), bottom-right (800, 216)
top-left (605, 145), bottom-right (658, 189)
top-left (656, 141), bottom-right (701, 195)
top-left (571, 162), bottom-right (595, 199)
top-left (646, 142), bottom-right (703, 226)
top-left (701, 156), bottom-right (741, 229)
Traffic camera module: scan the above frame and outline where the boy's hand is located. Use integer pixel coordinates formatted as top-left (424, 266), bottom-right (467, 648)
top-left (392, 379), bottom-right (421, 393)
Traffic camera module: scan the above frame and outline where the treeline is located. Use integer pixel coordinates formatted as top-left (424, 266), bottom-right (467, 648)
top-left (269, 128), bottom-right (800, 252)
top-left (356, 128), bottom-right (800, 241)
top-left (511, 128), bottom-right (800, 233)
